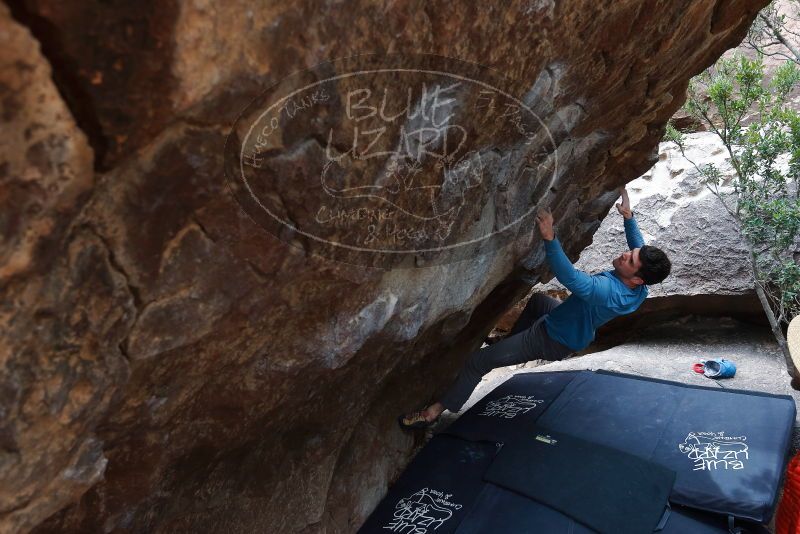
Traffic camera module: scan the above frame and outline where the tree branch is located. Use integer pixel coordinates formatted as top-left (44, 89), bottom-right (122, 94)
top-left (750, 250), bottom-right (797, 376)
top-left (760, 12), bottom-right (800, 64)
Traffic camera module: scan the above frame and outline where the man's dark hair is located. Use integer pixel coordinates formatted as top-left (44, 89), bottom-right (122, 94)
top-left (636, 245), bottom-right (671, 285)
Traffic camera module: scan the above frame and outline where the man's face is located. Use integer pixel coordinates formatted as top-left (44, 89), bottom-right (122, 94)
top-left (612, 247), bottom-right (643, 280)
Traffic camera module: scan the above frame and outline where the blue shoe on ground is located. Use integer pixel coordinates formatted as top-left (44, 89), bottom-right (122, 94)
top-left (703, 358), bottom-right (736, 379)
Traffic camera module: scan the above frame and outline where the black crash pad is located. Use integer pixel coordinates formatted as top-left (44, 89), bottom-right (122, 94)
top-left (453, 486), bottom-right (769, 534)
top-left (483, 428), bottom-right (675, 534)
top-left (537, 371), bottom-right (796, 522)
top-left (357, 435), bottom-right (499, 534)
top-left (360, 370), bottom-right (794, 532)
top-left (441, 370), bottom-right (579, 442)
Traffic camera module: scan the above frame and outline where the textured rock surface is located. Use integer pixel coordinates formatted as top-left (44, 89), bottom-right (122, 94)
top-left (0, 1), bottom-right (770, 533)
top-left (0, 4), bottom-right (122, 533)
top-left (491, 9), bottom-right (800, 348)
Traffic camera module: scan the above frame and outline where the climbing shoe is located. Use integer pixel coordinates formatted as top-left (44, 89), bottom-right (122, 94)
top-left (398, 410), bottom-right (438, 431)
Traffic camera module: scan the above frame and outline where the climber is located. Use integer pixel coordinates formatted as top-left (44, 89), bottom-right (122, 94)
top-left (399, 187), bottom-right (672, 430)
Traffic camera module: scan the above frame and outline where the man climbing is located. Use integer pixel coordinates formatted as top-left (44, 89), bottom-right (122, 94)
top-left (399, 187), bottom-right (672, 429)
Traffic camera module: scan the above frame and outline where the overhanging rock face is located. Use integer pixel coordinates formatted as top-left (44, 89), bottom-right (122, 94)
top-left (0, 1), bottom-right (769, 532)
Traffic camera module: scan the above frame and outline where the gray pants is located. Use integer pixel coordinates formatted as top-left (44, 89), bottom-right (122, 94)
top-left (439, 294), bottom-right (574, 412)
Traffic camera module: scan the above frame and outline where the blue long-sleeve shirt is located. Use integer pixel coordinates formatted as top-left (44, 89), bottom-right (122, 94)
top-left (543, 217), bottom-right (647, 351)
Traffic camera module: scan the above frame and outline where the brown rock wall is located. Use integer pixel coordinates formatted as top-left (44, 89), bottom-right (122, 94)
top-left (0, 1), bottom-right (770, 532)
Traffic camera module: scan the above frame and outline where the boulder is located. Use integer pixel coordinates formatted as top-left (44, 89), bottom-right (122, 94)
top-left (573, 133), bottom-right (752, 298)
top-left (0, 0), bottom-right (770, 532)
top-left (519, 133), bottom-right (769, 351)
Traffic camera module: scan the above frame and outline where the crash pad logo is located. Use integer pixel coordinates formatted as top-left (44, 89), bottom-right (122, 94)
top-left (383, 488), bottom-right (462, 533)
top-left (225, 53), bottom-right (559, 268)
top-left (678, 431), bottom-right (749, 471)
top-left (478, 394), bottom-right (544, 419)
